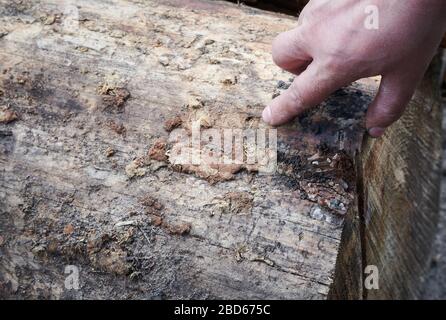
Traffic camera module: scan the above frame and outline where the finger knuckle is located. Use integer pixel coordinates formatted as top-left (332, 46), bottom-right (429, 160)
top-left (382, 108), bottom-right (403, 122)
top-left (271, 42), bottom-right (283, 66)
top-left (323, 57), bottom-right (344, 74)
top-left (372, 105), bottom-right (405, 126)
top-left (271, 35), bottom-right (288, 67)
top-left (288, 87), bottom-right (308, 109)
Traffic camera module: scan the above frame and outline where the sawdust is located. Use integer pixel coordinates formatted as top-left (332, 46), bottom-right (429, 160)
top-left (16, 76), bottom-right (26, 85)
top-left (164, 115), bottom-right (183, 132)
top-left (125, 157), bottom-right (148, 178)
top-left (180, 109), bottom-right (213, 133)
top-left (221, 74), bottom-right (238, 85)
top-left (30, 227), bottom-right (132, 277)
top-left (41, 14), bottom-right (57, 25)
top-left (87, 233), bottom-right (131, 275)
top-left (106, 119), bottom-right (126, 135)
top-left (90, 248), bottom-right (130, 275)
top-left (139, 195), bottom-right (190, 236)
top-left (163, 222), bottom-right (191, 236)
top-left (171, 162), bottom-right (243, 184)
top-left (301, 182), bottom-right (349, 215)
top-left (148, 139), bottom-right (168, 162)
top-left (276, 148), bottom-right (354, 215)
top-left (63, 224), bottom-right (74, 235)
top-left (139, 194), bottom-right (164, 215)
top-left (0, 107), bottom-right (18, 124)
top-left (77, 46), bottom-right (89, 53)
top-left (150, 215), bottom-right (163, 227)
top-left (98, 84), bottom-right (130, 112)
top-left (165, 107), bottom-right (276, 183)
top-left (158, 56), bottom-right (170, 66)
top-left (125, 155), bottom-right (167, 178)
top-left (139, 197), bottom-right (190, 235)
top-left (116, 105), bottom-right (273, 184)
top-left (105, 147), bottom-right (115, 157)
top-left (186, 96), bottom-right (204, 109)
top-left (109, 30), bottom-right (127, 39)
top-left (223, 192), bottom-right (253, 214)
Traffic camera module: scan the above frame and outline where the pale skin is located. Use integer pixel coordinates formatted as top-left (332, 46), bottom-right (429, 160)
top-left (262, 0), bottom-right (446, 137)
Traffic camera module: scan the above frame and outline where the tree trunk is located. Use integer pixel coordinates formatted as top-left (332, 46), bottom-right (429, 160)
top-left (0, 0), bottom-right (442, 299)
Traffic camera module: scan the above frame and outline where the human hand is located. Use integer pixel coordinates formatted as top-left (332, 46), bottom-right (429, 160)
top-left (262, 0), bottom-right (446, 137)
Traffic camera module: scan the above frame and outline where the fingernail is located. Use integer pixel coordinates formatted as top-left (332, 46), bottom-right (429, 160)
top-left (367, 127), bottom-right (386, 138)
top-left (262, 106), bottom-right (272, 124)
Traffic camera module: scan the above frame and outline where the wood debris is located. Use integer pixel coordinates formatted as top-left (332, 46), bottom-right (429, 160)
top-left (0, 107), bottom-right (18, 124)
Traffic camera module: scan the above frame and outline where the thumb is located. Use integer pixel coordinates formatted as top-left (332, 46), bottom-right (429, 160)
top-left (263, 62), bottom-right (350, 126)
top-left (366, 73), bottom-right (418, 138)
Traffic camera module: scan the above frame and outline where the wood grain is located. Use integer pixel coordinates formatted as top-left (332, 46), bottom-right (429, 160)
top-left (359, 55), bottom-right (443, 299)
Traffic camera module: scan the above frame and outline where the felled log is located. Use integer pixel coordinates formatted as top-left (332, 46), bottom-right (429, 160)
top-left (0, 0), bottom-right (442, 299)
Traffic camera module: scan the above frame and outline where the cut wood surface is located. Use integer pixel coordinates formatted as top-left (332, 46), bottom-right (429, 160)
top-left (359, 55), bottom-right (443, 299)
top-left (0, 0), bottom-right (442, 299)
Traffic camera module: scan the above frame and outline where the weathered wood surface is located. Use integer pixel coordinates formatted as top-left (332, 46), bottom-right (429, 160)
top-left (359, 55), bottom-right (443, 299)
top-left (0, 0), bottom-right (441, 299)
